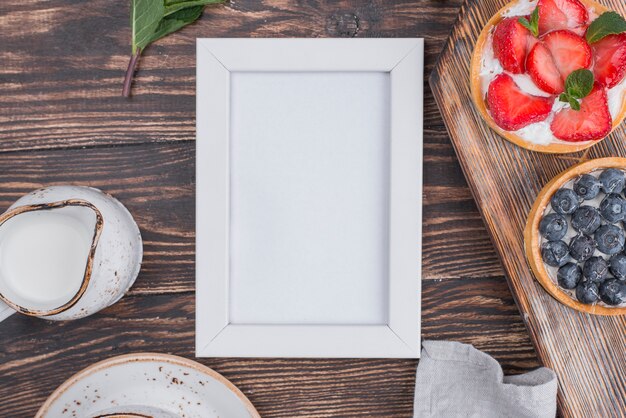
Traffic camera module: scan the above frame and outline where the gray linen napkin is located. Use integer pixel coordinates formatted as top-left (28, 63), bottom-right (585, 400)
top-left (413, 341), bottom-right (557, 418)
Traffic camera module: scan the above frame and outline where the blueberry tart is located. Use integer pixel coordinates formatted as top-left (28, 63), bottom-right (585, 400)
top-left (525, 158), bottom-right (626, 315)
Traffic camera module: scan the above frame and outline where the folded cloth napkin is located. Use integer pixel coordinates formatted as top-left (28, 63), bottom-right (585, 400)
top-left (413, 341), bottom-right (557, 418)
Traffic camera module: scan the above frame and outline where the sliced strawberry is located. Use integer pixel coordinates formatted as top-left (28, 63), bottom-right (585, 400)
top-left (550, 84), bottom-right (612, 141)
top-left (591, 33), bottom-right (626, 88)
top-left (526, 30), bottom-right (591, 94)
top-left (487, 73), bottom-right (554, 131)
top-left (493, 17), bottom-right (532, 74)
top-left (543, 30), bottom-right (592, 76)
top-left (527, 42), bottom-right (564, 93)
top-left (538, 0), bottom-right (588, 35)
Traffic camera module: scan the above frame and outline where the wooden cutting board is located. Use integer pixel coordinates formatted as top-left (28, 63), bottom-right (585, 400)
top-left (429, 0), bottom-right (626, 416)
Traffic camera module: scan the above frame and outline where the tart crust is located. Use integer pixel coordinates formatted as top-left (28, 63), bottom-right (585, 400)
top-left (470, 0), bottom-right (626, 154)
top-left (525, 157), bottom-right (626, 315)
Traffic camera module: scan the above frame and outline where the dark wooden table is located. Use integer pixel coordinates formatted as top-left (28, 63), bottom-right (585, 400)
top-left (0, 1), bottom-right (541, 416)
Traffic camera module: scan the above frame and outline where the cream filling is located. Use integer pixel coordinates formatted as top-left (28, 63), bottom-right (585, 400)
top-left (501, 0), bottom-right (537, 17)
top-left (480, 0), bottom-right (626, 145)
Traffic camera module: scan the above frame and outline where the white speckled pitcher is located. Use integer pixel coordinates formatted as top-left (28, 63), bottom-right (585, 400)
top-left (0, 186), bottom-right (142, 321)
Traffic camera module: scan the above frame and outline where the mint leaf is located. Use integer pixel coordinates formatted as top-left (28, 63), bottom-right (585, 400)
top-left (132, 0), bottom-right (165, 53)
top-left (123, 0), bottom-right (225, 97)
top-left (517, 18), bottom-right (532, 33)
top-left (586, 12), bottom-right (626, 44)
top-left (558, 69), bottom-right (594, 111)
top-left (518, 7), bottom-right (539, 37)
top-left (558, 94), bottom-right (580, 111)
top-left (565, 69), bottom-right (594, 99)
top-left (164, 0), bottom-right (222, 15)
top-left (147, 5), bottom-right (205, 44)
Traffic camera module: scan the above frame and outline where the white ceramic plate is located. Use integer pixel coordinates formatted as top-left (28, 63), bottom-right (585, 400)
top-left (36, 353), bottom-right (260, 418)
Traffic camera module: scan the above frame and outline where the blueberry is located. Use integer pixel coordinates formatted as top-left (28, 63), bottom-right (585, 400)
top-left (541, 240), bottom-right (570, 267)
top-left (576, 281), bottom-right (599, 304)
top-left (582, 256), bottom-right (608, 283)
top-left (599, 193), bottom-right (626, 223)
top-left (550, 188), bottom-right (581, 215)
top-left (599, 168), bottom-right (625, 194)
top-left (570, 206), bottom-right (601, 235)
top-left (568, 235), bottom-right (596, 261)
top-left (599, 279), bottom-right (626, 305)
top-left (557, 263), bottom-right (582, 289)
top-left (594, 224), bottom-right (625, 255)
top-left (573, 174), bottom-right (601, 200)
top-left (609, 253), bottom-right (626, 280)
top-left (539, 213), bottom-right (568, 240)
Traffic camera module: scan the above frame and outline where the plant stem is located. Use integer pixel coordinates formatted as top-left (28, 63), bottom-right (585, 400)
top-left (122, 48), bottom-right (142, 97)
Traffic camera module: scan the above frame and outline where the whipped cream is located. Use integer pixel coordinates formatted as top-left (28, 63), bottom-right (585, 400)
top-left (608, 76), bottom-right (626, 117)
top-left (502, 0), bottom-right (536, 17)
top-left (586, 5), bottom-right (600, 21)
top-left (516, 100), bottom-right (570, 145)
top-left (480, 0), bottom-right (626, 145)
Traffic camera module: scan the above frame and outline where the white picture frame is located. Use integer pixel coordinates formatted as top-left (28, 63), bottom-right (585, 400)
top-left (196, 39), bottom-right (423, 358)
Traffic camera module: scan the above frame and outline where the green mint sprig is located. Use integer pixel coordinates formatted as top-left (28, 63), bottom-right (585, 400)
top-left (518, 7), bottom-right (539, 37)
top-left (559, 69), bottom-right (594, 111)
top-left (123, 0), bottom-right (225, 97)
top-left (586, 11), bottom-right (626, 44)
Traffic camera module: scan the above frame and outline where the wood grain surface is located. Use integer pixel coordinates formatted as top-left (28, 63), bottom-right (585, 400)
top-left (0, 0), bottom-right (543, 416)
top-left (430, 0), bottom-right (626, 416)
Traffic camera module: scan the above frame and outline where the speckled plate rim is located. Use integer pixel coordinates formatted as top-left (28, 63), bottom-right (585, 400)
top-left (525, 157), bottom-right (626, 315)
top-left (35, 353), bottom-right (261, 418)
top-left (469, 0), bottom-right (626, 154)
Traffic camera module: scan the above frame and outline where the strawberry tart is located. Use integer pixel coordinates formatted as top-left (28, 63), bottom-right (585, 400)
top-left (470, 0), bottom-right (626, 153)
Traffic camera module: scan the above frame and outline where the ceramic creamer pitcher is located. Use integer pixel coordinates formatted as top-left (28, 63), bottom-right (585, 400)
top-left (0, 186), bottom-right (142, 320)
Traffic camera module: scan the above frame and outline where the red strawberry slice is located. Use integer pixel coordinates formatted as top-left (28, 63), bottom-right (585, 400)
top-left (543, 30), bottom-right (592, 75)
top-left (591, 33), bottom-right (626, 88)
top-left (538, 0), bottom-right (589, 35)
top-left (487, 73), bottom-right (554, 131)
top-left (527, 30), bottom-right (592, 94)
top-left (527, 43), bottom-right (564, 93)
top-left (550, 84), bottom-right (612, 141)
top-left (493, 17), bottom-right (532, 74)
